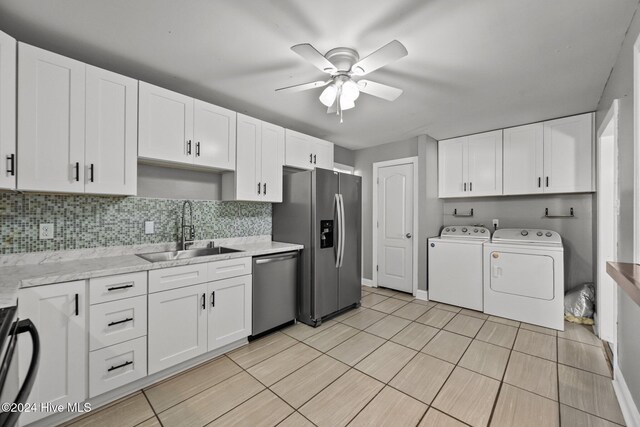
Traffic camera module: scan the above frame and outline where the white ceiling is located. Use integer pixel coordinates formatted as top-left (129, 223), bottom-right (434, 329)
top-left (0, 0), bottom-right (636, 149)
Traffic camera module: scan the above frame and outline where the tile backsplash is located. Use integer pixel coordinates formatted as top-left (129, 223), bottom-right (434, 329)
top-left (0, 193), bottom-right (271, 254)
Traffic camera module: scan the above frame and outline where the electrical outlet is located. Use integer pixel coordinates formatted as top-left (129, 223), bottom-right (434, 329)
top-left (39, 223), bottom-right (54, 240)
top-left (492, 219), bottom-right (499, 229)
top-left (144, 221), bottom-right (155, 235)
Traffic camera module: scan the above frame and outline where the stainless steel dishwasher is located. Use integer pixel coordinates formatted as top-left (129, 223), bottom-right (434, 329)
top-left (252, 251), bottom-right (299, 336)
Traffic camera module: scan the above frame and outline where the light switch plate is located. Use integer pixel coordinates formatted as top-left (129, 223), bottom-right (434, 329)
top-left (39, 223), bottom-right (54, 240)
top-left (144, 221), bottom-right (155, 235)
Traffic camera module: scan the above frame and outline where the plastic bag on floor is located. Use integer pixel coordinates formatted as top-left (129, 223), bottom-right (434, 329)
top-left (564, 283), bottom-right (595, 325)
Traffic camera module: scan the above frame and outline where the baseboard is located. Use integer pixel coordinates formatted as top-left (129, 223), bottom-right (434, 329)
top-left (613, 363), bottom-right (640, 427)
top-left (362, 278), bottom-right (374, 287)
top-left (415, 289), bottom-right (429, 301)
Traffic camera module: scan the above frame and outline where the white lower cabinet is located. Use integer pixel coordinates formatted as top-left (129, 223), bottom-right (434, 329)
top-left (89, 336), bottom-right (147, 398)
top-left (148, 283), bottom-right (208, 374)
top-left (18, 281), bottom-right (87, 425)
top-left (208, 275), bottom-right (252, 351)
top-left (89, 295), bottom-right (147, 351)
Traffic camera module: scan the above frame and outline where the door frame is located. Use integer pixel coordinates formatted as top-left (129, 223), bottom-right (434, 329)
top-left (372, 156), bottom-right (419, 295)
top-left (597, 99), bottom-right (620, 353)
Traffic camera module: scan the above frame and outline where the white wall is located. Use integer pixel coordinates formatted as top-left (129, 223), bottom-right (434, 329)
top-left (137, 164), bottom-right (222, 200)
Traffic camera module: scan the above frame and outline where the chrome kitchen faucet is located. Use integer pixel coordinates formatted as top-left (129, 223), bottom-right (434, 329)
top-left (180, 200), bottom-right (195, 250)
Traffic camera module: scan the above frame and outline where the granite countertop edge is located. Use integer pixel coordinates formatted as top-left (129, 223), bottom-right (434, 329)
top-left (0, 241), bottom-right (303, 309)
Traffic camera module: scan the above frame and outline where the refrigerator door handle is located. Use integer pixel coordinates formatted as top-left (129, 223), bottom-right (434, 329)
top-left (334, 194), bottom-right (342, 268)
top-left (339, 194), bottom-right (346, 268)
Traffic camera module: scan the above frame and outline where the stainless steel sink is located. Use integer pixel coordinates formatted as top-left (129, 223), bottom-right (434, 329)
top-left (136, 247), bottom-right (242, 262)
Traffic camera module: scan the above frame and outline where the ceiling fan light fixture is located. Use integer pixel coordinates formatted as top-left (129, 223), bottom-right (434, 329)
top-left (319, 84), bottom-right (337, 107)
top-left (339, 94), bottom-right (355, 110)
top-left (341, 79), bottom-right (360, 102)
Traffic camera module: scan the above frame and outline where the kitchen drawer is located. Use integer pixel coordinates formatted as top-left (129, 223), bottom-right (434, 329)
top-left (89, 336), bottom-right (147, 398)
top-left (149, 263), bottom-right (208, 293)
top-left (208, 257), bottom-right (251, 282)
top-left (89, 295), bottom-right (147, 350)
top-left (90, 271), bottom-right (147, 304)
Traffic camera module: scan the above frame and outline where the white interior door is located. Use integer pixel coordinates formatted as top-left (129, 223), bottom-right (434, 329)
top-left (597, 103), bottom-right (619, 344)
top-left (377, 162), bottom-right (414, 293)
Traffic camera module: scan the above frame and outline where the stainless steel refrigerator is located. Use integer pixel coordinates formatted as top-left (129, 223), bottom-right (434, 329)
top-left (273, 168), bottom-right (361, 327)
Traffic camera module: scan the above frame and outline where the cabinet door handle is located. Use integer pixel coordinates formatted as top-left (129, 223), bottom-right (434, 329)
top-left (257, 182), bottom-right (261, 194)
top-left (6, 154), bottom-right (14, 176)
top-left (108, 317), bottom-right (133, 327)
top-left (74, 162), bottom-right (80, 182)
top-left (89, 164), bottom-right (94, 183)
top-left (201, 293), bottom-right (206, 310)
top-left (469, 182), bottom-right (472, 192)
top-left (186, 140), bottom-right (192, 155)
top-left (108, 360), bottom-right (133, 372)
top-left (313, 154), bottom-right (317, 164)
top-left (107, 284), bottom-right (133, 291)
top-left (546, 176), bottom-right (549, 187)
top-left (211, 291), bottom-right (215, 307)
top-left (463, 182), bottom-right (467, 192)
top-left (538, 177), bottom-right (541, 188)
top-left (263, 183), bottom-right (266, 195)
top-left (196, 142), bottom-right (200, 157)
top-left (309, 154), bottom-right (313, 163)
top-left (74, 293), bottom-right (79, 316)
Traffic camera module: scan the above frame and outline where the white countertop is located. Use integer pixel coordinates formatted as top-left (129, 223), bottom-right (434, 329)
top-left (0, 240), bottom-right (302, 309)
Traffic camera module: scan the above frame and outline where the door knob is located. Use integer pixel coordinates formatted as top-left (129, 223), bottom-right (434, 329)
top-left (406, 233), bottom-right (412, 238)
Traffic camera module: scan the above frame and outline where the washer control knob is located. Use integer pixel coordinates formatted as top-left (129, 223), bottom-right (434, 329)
top-left (521, 230), bottom-right (529, 236)
top-left (462, 227), bottom-right (468, 232)
top-left (451, 228), bottom-right (456, 232)
top-left (481, 229), bottom-right (486, 233)
top-left (445, 228), bottom-right (450, 232)
top-left (537, 231), bottom-right (543, 236)
top-left (474, 228), bottom-right (478, 233)
top-left (546, 232), bottom-right (552, 237)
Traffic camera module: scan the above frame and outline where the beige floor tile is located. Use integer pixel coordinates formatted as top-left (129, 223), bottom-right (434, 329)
top-left (391, 322), bottom-right (439, 350)
top-left (475, 321), bottom-right (518, 349)
top-left (560, 404), bottom-right (622, 427)
top-left (458, 340), bottom-right (510, 380)
top-left (513, 329), bottom-right (557, 361)
top-left (369, 287), bottom-right (398, 297)
top-left (559, 364), bottom-right (625, 425)
top-left (208, 389), bottom-right (292, 427)
top-left (360, 292), bottom-right (390, 307)
top-left (247, 342), bottom-right (321, 386)
top-left (488, 315), bottom-right (520, 327)
top-left (271, 355), bottom-right (350, 409)
top-left (434, 303), bottom-right (462, 313)
top-left (281, 320), bottom-right (336, 341)
top-left (355, 341), bottom-right (417, 383)
top-left (277, 412), bottom-right (315, 427)
top-left (341, 308), bottom-right (387, 329)
top-left (443, 314), bottom-right (485, 337)
top-left (364, 315), bottom-right (411, 339)
top-left (389, 352), bottom-right (454, 404)
top-left (418, 408), bottom-right (467, 427)
top-left (134, 418), bottom-right (161, 427)
top-left (558, 321), bottom-right (601, 346)
top-left (416, 308), bottom-right (456, 328)
top-left (158, 372), bottom-right (264, 426)
top-left (521, 322), bottom-right (558, 336)
top-left (299, 369), bottom-right (384, 427)
top-left (331, 306), bottom-right (366, 322)
top-left (227, 332), bottom-right (297, 369)
top-left (303, 322), bottom-right (359, 352)
top-left (491, 384), bottom-right (560, 427)
top-left (392, 302), bottom-right (431, 320)
top-left (392, 292), bottom-right (416, 302)
top-left (145, 356), bottom-right (241, 413)
top-left (422, 330), bottom-right (472, 363)
top-left (558, 338), bottom-right (611, 377)
top-left (459, 308), bottom-right (489, 319)
top-left (327, 331), bottom-right (386, 366)
top-left (66, 392), bottom-right (155, 427)
top-left (504, 351), bottom-right (558, 400)
top-left (348, 386), bottom-right (427, 427)
top-left (370, 297), bottom-right (409, 314)
top-left (412, 299), bottom-right (437, 307)
top-left (432, 367), bottom-right (500, 427)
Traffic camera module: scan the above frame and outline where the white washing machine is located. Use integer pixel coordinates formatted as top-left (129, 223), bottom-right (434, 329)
top-left (484, 228), bottom-right (564, 331)
top-left (428, 225), bottom-right (491, 311)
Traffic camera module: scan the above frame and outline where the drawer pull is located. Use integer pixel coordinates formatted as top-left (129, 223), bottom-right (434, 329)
top-left (108, 317), bottom-right (133, 327)
top-left (211, 291), bottom-right (215, 307)
top-left (107, 284), bottom-right (134, 291)
top-left (107, 360), bottom-right (133, 372)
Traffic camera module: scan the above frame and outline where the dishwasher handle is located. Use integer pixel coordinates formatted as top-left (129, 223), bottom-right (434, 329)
top-left (255, 253), bottom-right (298, 264)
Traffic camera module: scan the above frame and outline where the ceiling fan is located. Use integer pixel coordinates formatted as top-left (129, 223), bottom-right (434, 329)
top-left (275, 40), bottom-right (408, 122)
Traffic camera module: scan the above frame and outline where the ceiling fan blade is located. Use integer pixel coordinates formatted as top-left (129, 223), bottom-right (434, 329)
top-left (351, 40), bottom-right (408, 76)
top-left (357, 80), bottom-right (403, 101)
top-left (291, 44), bottom-right (337, 74)
top-left (275, 80), bottom-right (330, 93)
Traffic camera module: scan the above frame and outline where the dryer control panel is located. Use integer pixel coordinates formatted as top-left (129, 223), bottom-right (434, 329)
top-left (491, 229), bottom-right (562, 246)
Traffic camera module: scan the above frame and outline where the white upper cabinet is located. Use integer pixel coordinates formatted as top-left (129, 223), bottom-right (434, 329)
top-left (503, 123), bottom-right (544, 195)
top-left (0, 31), bottom-right (16, 190)
top-left (284, 129), bottom-right (334, 170)
top-left (85, 65), bottom-right (138, 195)
top-left (222, 114), bottom-right (283, 202)
top-left (138, 81), bottom-right (194, 166)
top-left (18, 43), bottom-right (86, 193)
top-left (466, 130), bottom-right (503, 196)
top-left (543, 113), bottom-right (594, 193)
top-left (438, 130), bottom-right (502, 198)
top-left (193, 99), bottom-right (236, 170)
top-left (138, 81), bottom-right (236, 171)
